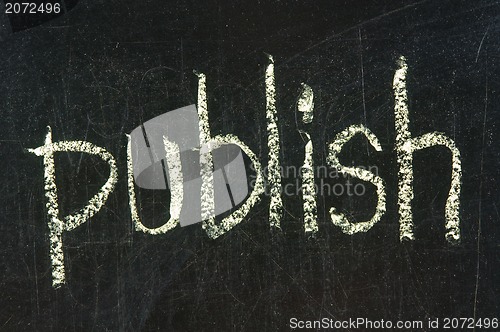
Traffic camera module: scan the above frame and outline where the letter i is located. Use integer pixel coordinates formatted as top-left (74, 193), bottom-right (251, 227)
top-left (298, 83), bottom-right (318, 233)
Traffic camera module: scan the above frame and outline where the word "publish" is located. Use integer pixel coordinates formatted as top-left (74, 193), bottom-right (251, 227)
top-left (29, 55), bottom-right (462, 288)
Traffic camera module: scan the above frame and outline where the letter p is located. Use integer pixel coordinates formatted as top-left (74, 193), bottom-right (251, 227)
top-left (28, 126), bottom-right (118, 288)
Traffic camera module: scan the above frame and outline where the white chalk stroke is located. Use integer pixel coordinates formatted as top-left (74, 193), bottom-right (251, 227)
top-left (302, 133), bottom-right (318, 233)
top-left (298, 83), bottom-right (318, 233)
top-left (28, 126), bottom-right (118, 288)
top-left (393, 56), bottom-right (461, 243)
top-left (28, 54), bottom-right (465, 288)
top-left (195, 72), bottom-right (266, 239)
top-left (298, 83), bottom-right (314, 124)
top-left (127, 135), bottom-right (183, 235)
top-left (203, 135), bottom-right (265, 238)
top-left (265, 54), bottom-right (283, 229)
top-left (327, 125), bottom-right (386, 234)
top-left (196, 72), bottom-right (217, 234)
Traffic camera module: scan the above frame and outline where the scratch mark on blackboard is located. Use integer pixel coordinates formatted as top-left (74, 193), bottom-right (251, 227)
top-left (279, 0), bottom-right (429, 67)
top-left (358, 28), bottom-right (369, 157)
top-left (475, 25), bottom-right (490, 63)
top-left (473, 70), bottom-right (488, 329)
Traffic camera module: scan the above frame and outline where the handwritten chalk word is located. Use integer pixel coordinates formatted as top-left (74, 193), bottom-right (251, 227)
top-left (28, 55), bottom-right (462, 288)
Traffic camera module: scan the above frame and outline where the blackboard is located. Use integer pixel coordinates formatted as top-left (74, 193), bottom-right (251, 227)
top-left (1, 0), bottom-right (499, 330)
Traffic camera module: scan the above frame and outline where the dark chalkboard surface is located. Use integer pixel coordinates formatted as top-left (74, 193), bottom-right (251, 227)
top-left (1, 0), bottom-right (499, 330)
